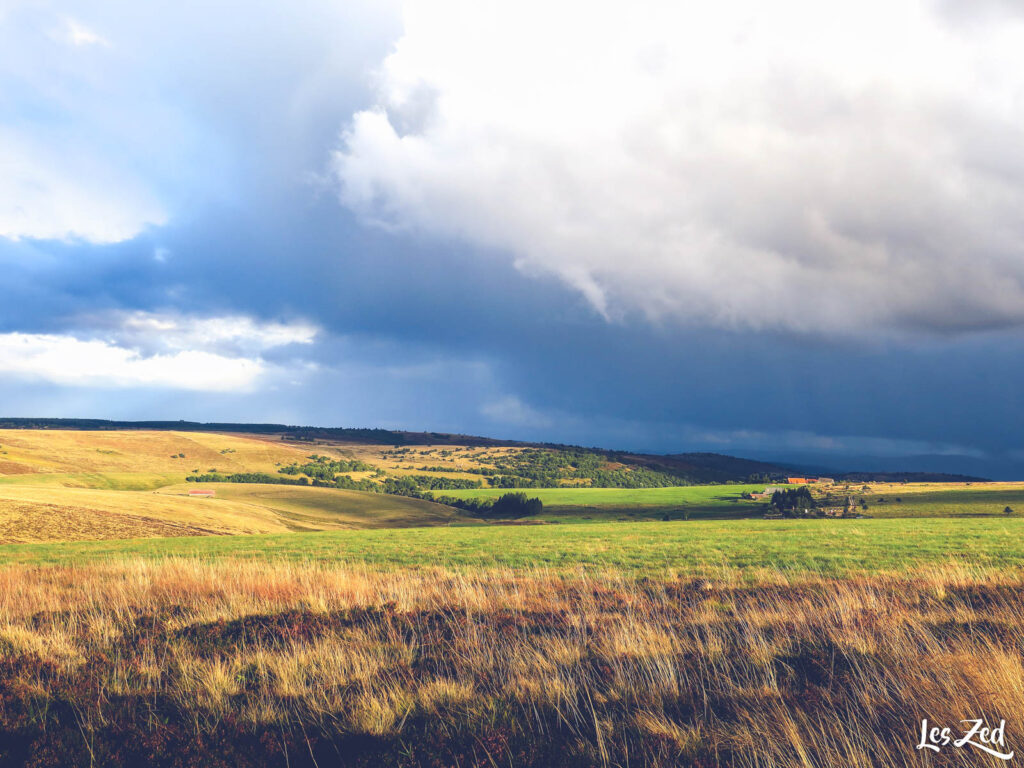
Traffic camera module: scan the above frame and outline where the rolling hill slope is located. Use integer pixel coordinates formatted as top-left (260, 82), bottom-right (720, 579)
top-left (0, 418), bottom-right (802, 482)
top-left (157, 483), bottom-right (472, 530)
top-left (0, 428), bottom-right (316, 479)
top-left (0, 483), bottom-right (470, 544)
top-left (0, 429), bottom-right (477, 543)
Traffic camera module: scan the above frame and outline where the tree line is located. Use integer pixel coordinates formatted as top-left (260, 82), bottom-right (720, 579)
top-left (465, 449), bottom-right (689, 488)
top-left (429, 492), bottom-right (543, 518)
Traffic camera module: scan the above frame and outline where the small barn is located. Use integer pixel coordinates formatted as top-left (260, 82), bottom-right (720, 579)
top-left (751, 485), bottom-right (785, 499)
top-left (188, 490), bottom-right (216, 498)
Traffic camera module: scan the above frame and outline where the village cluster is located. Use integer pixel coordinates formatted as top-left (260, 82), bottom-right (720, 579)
top-left (749, 477), bottom-right (873, 519)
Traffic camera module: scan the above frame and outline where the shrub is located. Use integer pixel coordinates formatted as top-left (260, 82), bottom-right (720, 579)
top-left (482, 492), bottom-right (543, 518)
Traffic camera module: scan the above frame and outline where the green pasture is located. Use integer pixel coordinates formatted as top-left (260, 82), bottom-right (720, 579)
top-left (3, 517), bottom-right (1023, 575)
top-left (439, 484), bottom-right (766, 519)
top-left (437, 484), bottom-right (1024, 522)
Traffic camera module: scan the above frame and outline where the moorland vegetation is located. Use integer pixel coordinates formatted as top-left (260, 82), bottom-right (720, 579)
top-left (2, 560), bottom-right (1023, 767)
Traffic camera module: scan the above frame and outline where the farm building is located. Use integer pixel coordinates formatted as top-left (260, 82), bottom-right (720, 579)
top-left (786, 477), bottom-right (815, 484)
top-left (750, 485), bottom-right (785, 500)
top-left (821, 496), bottom-right (857, 518)
top-left (188, 489), bottom-right (216, 498)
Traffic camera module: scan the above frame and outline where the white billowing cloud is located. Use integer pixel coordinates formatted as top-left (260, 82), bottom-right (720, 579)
top-left (0, 334), bottom-right (264, 391)
top-left (112, 312), bottom-right (318, 355)
top-left (0, 314), bottom-right (319, 391)
top-left (335, 0), bottom-right (1024, 334)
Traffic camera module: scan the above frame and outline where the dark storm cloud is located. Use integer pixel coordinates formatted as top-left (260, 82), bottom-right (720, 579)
top-left (1, 1), bottom-right (1024, 477)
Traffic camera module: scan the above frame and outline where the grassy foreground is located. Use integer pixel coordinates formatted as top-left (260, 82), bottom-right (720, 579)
top-left (3, 517), bottom-right (1024, 574)
top-left (2, 559), bottom-right (1023, 767)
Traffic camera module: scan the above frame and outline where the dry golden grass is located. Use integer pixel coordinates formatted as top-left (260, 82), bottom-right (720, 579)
top-left (0, 485), bottom-right (301, 543)
top-left (0, 483), bottom-right (468, 544)
top-left (0, 497), bottom-right (220, 542)
top-left (2, 560), bottom-right (1023, 766)
top-left (0, 429), bottom-right (332, 479)
top-left (831, 480), bottom-right (1024, 495)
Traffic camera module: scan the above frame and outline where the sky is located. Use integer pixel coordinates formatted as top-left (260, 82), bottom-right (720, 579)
top-left (2, 0), bottom-right (1024, 477)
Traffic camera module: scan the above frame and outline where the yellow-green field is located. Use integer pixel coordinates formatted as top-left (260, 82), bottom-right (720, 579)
top-left (3, 516), bottom-right (1023, 574)
top-left (857, 483), bottom-right (1024, 516)
top-left (0, 428), bottom-right (319, 477)
top-left (156, 482), bottom-right (472, 530)
top-left (0, 482), bottom-right (470, 544)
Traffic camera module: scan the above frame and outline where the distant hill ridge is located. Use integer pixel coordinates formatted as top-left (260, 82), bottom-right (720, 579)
top-left (0, 418), bottom-right (987, 483)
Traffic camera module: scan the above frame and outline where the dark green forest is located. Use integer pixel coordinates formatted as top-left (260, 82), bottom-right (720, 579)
top-left (466, 449), bottom-right (688, 488)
